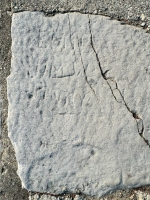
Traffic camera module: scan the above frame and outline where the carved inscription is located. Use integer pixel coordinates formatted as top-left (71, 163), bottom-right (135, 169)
top-left (37, 51), bottom-right (75, 78)
top-left (50, 90), bottom-right (75, 114)
top-left (39, 30), bottom-right (62, 48)
top-left (40, 140), bottom-right (67, 149)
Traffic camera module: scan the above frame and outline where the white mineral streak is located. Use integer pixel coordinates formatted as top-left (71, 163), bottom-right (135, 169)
top-left (8, 12), bottom-right (150, 197)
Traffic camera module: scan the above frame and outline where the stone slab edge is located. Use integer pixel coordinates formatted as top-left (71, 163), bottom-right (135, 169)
top-left (8, 1), bottom-right (150, 199)
top-left (9, 9), bottom-right (150, 200)
top-left (11, 0), bottom-right (150, 33)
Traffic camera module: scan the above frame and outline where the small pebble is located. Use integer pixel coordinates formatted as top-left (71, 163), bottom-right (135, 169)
top-left (7, 11), bottom-right (12, 16)
top-left (93, 10), bottom-right (98, 14)
top-left (141, 22), bottom-right (146, 27)
top-left (141, 13), bottom-right (146, 21)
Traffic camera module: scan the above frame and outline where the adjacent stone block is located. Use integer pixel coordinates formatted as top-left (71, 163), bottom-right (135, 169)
top-left (8, 12), bottom-right (150, 197)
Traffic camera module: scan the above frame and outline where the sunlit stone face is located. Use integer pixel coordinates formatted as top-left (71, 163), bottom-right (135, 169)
top-left (8, 11), bottom-right (150, 197)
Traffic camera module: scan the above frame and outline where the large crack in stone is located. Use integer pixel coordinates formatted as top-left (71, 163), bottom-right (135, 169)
top-left (87, 14), bottom-right (150, 148)
top-left (68, 13), bottom-right (148, 147)
top-left (8, 12), bottom-right (150, 197)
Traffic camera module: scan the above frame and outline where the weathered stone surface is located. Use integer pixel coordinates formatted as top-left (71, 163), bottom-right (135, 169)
top-left (0, 2), bottom-right (29, 199)
top-left (8, 12), bottom-right (150, 197)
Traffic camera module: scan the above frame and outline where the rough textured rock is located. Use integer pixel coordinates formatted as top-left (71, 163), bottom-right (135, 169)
top-left (0, 100), bottom-right (2, 153)
top-left (29, 191), bottom-right (150, 200)
top-left (8, 12), bottom-right (150, 197)
top-left (11, 0), bottom-right (150, 32)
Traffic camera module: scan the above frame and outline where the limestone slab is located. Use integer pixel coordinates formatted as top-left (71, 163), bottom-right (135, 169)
top-left (8, 12), bottom-right (150, 197)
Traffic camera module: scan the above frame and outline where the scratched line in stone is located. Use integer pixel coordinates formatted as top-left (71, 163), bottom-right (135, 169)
top-left (8, 12), bottom-right (150, 197)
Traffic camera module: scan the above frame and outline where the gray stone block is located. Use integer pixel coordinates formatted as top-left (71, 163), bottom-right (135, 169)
top-left (8, 11), bottom-right (150, 197)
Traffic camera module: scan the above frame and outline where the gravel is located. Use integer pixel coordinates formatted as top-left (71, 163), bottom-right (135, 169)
top-left (0, 0), bottom-right (29, 199)
top-left (11, 0), bottom-right (150, 33)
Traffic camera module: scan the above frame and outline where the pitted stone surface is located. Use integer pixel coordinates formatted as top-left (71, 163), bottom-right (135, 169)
top-left (8, 12), bottom-right (150, 197)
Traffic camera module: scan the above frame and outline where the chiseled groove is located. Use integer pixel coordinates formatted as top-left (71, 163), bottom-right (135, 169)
top-left (88, 14), bottom-right (150, 148)
top-left (77, 40), bottom-right (100, 104)
top-left (68, 14), bottom-right (99, 103)
top-left (68, 14), bottom-right (77, 64)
